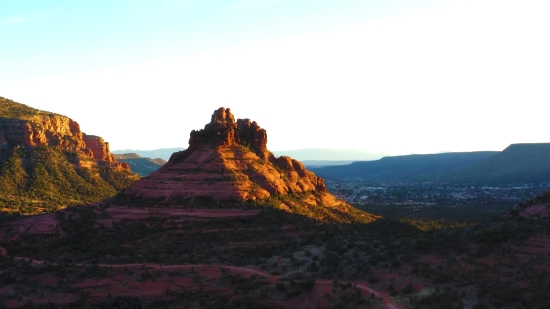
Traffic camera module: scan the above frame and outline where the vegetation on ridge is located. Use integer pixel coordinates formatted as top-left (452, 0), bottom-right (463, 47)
top-left (0, 146), bottom-right (139, 214)
top-left (248, 191), bottom-right (379, 224)
top-left (0, 96), bottom-right (55, 118)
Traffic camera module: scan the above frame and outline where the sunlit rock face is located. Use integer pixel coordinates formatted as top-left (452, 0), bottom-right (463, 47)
top-left (0, 98), bottom-right (129, 170)
top-left (0, 96), bottom-right (140, 214)
top-left (123, 107), bottom-right (332, 202)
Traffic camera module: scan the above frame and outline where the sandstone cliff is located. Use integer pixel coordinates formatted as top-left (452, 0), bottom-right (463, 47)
top-left (122, 107), bottom-right (378, 223)
top-left (0, 97), bottom-right (128, 170)
top-left (0, 96), bottom-right (139, 214)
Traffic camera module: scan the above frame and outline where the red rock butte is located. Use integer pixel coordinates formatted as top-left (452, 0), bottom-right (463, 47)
top-left (124, 107), bottom-right (326, 201)
top-left (122, 108), bottom-right (378, 222)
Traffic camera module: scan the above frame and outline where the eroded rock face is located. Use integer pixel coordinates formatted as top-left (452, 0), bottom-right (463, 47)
top-left (122, 107), bottom-right (379, 223)
top-left (0, 111), bottom-right (128, 170)
top-left (0, 116), bottom-right (85, 149)
top-left (83, 135), bottom-right (115, 163)
top-left (124, 108), bottom-right (331, 202)
top-left (187, 107), bottom-right (269, 160)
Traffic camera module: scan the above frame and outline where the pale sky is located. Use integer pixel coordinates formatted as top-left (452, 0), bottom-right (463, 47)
top-left (1, 0), bottom-right (549, 155)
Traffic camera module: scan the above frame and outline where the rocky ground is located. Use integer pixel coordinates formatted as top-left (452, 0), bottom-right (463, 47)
top-left (1, 201), bottom-right (550, 308)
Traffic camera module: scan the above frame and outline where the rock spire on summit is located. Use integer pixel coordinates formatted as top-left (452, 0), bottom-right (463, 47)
top-left (189, 107), bottom-right (268, 160)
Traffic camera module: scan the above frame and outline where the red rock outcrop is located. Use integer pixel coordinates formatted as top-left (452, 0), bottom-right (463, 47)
top-left (184, 107), bottom-right (270, 160)
top-left (0, 116), bottom-right (86, 150)
top-left (122, 108), bottom-right (379, 223)
top-left (83, 135), bottom-right (115, 163)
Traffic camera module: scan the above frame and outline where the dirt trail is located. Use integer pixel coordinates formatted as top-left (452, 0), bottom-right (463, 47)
top-left (313, 279), bottom-right (399, 309)
top-left (90, 264), bottom-right (400, 308)
top-left (0, 249), bottom-right (400, 308)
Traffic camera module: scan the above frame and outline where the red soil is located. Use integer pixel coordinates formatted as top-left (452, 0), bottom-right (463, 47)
top-left (32, 205), bottom-right (264, 228)
top-left (15, 213), bottom-right (60, 235)
top-left (105, 206), bottom-right (261, 221)
top-left (0, 204), bottom-right (385, 308)
top-left (0, 240), bottom-right (402, 309)
top-left (510, 236), bottom-right (550, 255)
top-left (519, 205), bottom-right (549, 217)
top-left (423, 255), bottom-right (443, 264)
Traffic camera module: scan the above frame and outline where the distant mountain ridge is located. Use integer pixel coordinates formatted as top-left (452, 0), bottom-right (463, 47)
top-left (312, 151), bottom-right (498, 180)
top-left (112, 148), bottom-right (185, 161)
top-left (112, 153), bottom-right (166, 176)
top-left (272, 148), bottom-right (387, 161)
top-left (445, 143), bottom-right (550, 184)
top-left (301, 160), bottom-right (356, 168)
top-left (313, 143), bottom-right (550, 184)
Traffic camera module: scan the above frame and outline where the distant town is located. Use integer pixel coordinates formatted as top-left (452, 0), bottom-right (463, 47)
top-left (326, 178), bottom-right (550, 207)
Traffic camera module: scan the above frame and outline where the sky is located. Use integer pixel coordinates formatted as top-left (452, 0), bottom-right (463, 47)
top-left (1, 0), bottom-right (549, 155)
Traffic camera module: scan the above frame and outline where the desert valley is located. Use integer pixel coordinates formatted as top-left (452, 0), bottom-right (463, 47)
top-left (3, 0), bottom-right (550, 308)
top-left (0, 97), bottom-right (549, 309)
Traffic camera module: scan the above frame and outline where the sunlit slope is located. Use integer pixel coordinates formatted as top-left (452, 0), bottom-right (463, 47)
top-left (0, 146), bottom-right (139, 213)
top-left (0, 96), bottom-right (140, 214)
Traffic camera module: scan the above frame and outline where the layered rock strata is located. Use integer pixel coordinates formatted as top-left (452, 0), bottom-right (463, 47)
top-left (0, 96), bottom-right (139, 213)
top-left (123, 108), bottom-right (379, 223)
top-left (125, 107), bottom-right (328, 201)
top-left (0, 97), bottom-right (128, 170)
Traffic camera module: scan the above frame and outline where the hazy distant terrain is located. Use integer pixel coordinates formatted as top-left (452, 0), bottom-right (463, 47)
top-left (112, 153), bottom-right (166, 176)
top-left (313, 143), bottom-right (550, 184)
top-left (272, 148), bottom-right (388, 161)
top-left (301, 160), bottom-right (356, 168)
top-left (445, 143), bottom-right (550, 184)
top-left (313, 151), bottom-right (498, 180)
top-left (112, 148), bottom-right (185, 161)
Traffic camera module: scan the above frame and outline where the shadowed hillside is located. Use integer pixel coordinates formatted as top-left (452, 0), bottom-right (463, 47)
top-left (2, 195), bottom-right (550, 308)
top-left (312, 151), bottom-right (497, 180)
top-left (445, 143), bottom-right (550, 184)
